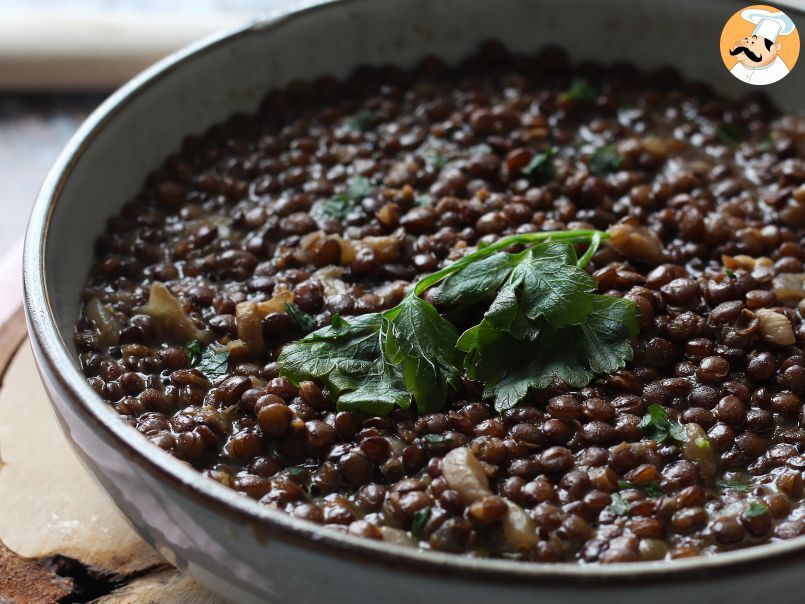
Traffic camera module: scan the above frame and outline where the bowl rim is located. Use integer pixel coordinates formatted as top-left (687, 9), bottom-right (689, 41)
top-left (23, 0), bottom-right (805, 586)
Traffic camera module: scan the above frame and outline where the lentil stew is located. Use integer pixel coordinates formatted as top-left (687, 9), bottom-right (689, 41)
top-left (75, 43), bottom-right (805, 563)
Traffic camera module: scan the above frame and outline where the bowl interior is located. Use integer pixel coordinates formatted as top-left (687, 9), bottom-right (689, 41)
top-left (25, 0), bottom-right (805, 584)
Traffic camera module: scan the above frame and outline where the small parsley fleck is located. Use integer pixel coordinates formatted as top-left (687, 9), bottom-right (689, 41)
top-left (744, 501), bottom-right (769, 518)
top-left (347, 109), bottom-right (375, 132)
top-left (411, 506), bottom-right (431, 539)
top-left (588, 144), bottom-right (624, 176)
top-left (186, 341), bottom-right (229, 383)
top-left (610, 492), bottom-right (629, 516)
top-left (559, 78), bottom-right (598, 103)
top-left (521, 146), bottom-right (557, 183)
top-left (424, 434), bottom-right (451, 445)
top-left (640, 404), bottom-right (687, 444)
top-left (715, 123), bottom-right (743, 147)
top-left (716, 479), bottom-right (753, 493)
top-left (311, 176), bottom-right (373, 221)
top-left (617, 480), bottom-right (663, 498)
top-left (424, 151), bottom-right (448, 170)
top-left (285, 303), bottom-right (317, 335)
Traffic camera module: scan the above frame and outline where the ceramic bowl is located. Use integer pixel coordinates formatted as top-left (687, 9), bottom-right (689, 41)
top-left (23, 0), bottom-right (805, 601)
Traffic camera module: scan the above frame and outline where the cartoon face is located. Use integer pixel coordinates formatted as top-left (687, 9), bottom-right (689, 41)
top-left (730, 34), bottom-right (781, 67)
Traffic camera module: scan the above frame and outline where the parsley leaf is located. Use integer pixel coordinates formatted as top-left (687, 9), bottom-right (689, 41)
top-left (559, 78), bottom-right (598, 103)
top-left (285, 303), bottom-right (317, 335)
top-left (745, 502), bottom-right (769, 518)
top-left (515, 244), bottom-right (598, 326)
top-left (415, 195), bottom-right (432, 206)
top-left (588, 144), bottom-right (624, 176)
top-left (311, 176), bottom-right (372, 221)
top-left (280, 314), bottom-right (410, 415)
top-left (186, 341), bottom-right (229, 383)
top-left (578, 296), bottom-right (639, 373)
top-left (347, 109), bottom-right (375, 132)
top-left (640, 404), bottom-right (688, 443)
top-left (724, 268), bottom-right (736, 280)
top-left (280, 228), bottom-right (639, 415)
top-left (452, 240), bottom-right (635, 411)
top-left (411, 506), bottom-right (431, 539)
top-left (610, 492), bottom-right (629, 516)
top-left (435, 252), bottom-right (517, 307)
top-left (521, 146), bottom-right (557, 183)
top-left (384, 295), bottom-right (462, 413)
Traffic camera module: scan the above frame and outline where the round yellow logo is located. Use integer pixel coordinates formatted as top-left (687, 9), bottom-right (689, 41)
top-left (720, 4), bottom-right (799, 85)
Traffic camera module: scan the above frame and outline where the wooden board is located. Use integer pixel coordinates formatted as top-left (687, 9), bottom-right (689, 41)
top-left (0, 340), bottom-right (222, 603)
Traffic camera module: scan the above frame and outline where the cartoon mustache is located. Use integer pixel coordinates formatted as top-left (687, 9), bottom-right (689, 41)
top-left (730, 46), bottom-right (763, 62)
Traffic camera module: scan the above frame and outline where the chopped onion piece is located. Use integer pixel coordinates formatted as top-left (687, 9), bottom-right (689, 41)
top-left (772, 273), bottom-right (805, 302)
top-left (441, 447), bottom-right (491, 505)
top-left (136, 283), bottom-right (210, 344)
top-left (84, 297), bottom-right (121, 347)
top-left (756, 309), bottom-right (796, 346)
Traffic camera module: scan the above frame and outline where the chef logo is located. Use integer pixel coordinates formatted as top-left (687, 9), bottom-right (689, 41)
top-left (720, 5), bottom-right (799, 85)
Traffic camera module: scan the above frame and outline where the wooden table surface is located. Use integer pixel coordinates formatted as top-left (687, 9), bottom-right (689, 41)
top-left (0, 340), bottom-right (222, 603)
top-left (0, 95), bottom-right (221, 603)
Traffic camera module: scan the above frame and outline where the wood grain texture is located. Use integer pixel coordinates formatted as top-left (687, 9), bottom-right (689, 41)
top-left (0, 342), bottom-right (222, 602)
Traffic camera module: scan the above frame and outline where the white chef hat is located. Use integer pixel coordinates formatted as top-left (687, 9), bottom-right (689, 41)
top-left (741, 8), bottom-right (796, 43)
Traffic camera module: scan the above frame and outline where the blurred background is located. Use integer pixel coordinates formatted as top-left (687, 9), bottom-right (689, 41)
top-left (0, 0), bottom-right (286, 263)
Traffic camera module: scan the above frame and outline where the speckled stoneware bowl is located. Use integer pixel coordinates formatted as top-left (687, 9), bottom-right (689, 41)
top-left (23, 0), bottom-right (805, 601)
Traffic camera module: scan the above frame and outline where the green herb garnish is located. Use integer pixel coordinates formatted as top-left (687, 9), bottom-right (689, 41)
top-left (745, 502), bottom-right (769, 517)
top-left (716, 480), bottom-right (753, 493)
top-left (415, 195), bottom-right (433, 207)
top-left (185, 341), bottom-right (204, 366)
top-left (279, 228), bottom-right (638, 415)
top-left (411, 506), bottom-right (431, 539)
top-left (470, 143), bottom-right (493, 155)
top-left (521, 146), bottom-right (557, 183)
top-left (724, 268), bottom-right (736, 280)
top-left (559, 78), bottom-right (598, 103)
top-left (715, 123), bottom-right (743, 147)
top-left (287, 466), bottom-right (305, 476)
top-left (424, 151), bottom-right (448, 170)
top-left (312, 176), bottom-right (372, 221)
top-left (640, 404), bottom-right (687, 443)
top-left (695, 436), bottom-right (711, 449)
top-left (424, 434), bottom-right (452, 445)
top-left (186, 341), bottom-right (229, 383)
top-left (285, 303), bottom-right (317, 335)
top-left (617, 480), bottom-right (663, 498)
top-left (347, 109), bottom-right (375, 132)
top-left (758, 136), bottom-right (773, 153)
top-left (610, 492), bottom-right (629, 516)
top-left (588, 144), bottom-right (624, 176)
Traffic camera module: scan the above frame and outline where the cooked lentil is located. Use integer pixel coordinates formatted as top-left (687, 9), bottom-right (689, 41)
top-left (75, 42), bottom-right (805, 563)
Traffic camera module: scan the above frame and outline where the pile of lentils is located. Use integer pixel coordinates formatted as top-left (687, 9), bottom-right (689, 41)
top-left (75, 42), bottom-right (805, 563)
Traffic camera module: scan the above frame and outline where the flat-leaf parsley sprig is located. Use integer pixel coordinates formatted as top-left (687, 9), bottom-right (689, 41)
top-left (279, 228), bottom-right (639, 415)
